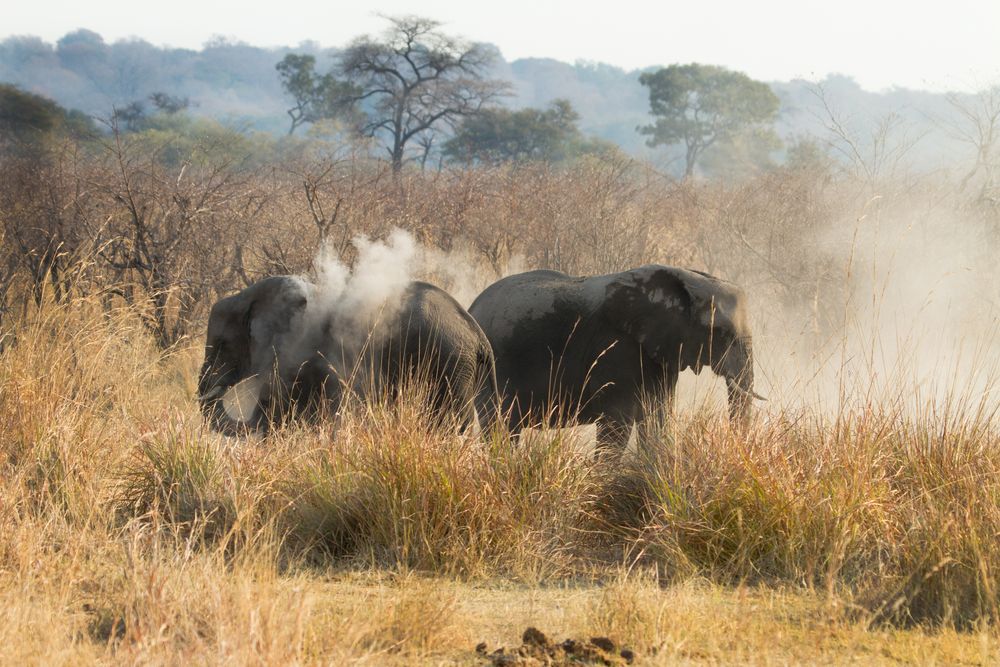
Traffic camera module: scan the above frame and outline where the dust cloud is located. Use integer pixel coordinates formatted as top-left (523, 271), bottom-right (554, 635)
top-left (679, 195), bottom-right (1000, 421)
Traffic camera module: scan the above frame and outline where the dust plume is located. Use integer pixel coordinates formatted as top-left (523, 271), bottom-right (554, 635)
top-left (310, 227), bottom-right (420, 333)
top-left (695, 191), bottom-right (1000, 422)
top-left (292, 228), bottom-right (506, 381)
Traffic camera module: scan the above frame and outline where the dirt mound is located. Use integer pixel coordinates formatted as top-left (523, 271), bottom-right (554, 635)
top-left (477, 627), bottom-right (635, 666)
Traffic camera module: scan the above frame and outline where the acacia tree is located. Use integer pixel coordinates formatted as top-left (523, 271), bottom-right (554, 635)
top-left (339, 16), bottom-right (508, 173)
top-left (638, 64), bottom-right (780, 178)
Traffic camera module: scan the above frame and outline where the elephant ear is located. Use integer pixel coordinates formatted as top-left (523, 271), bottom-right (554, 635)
top-left (678, 269), bottom-right (746, 335)
top-left (229, 277), bottom-right (310, 419)
top-left (200, 291), bottom-right (254, 397)
top-left (602, 269), bottom-right (692, 357)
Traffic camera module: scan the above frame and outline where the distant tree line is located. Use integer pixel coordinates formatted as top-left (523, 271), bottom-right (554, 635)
top-left (5, 26), bottom-right (996, 177)
top-left (273, 17), bottom-right (783, 175)
top-left (5, 17), bottom-right (996, 183)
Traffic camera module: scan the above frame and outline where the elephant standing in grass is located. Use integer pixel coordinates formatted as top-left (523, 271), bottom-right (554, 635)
top-left (469, 265), bottom-right (760, 454)
top-left (198, 276), bottom-right (498, 433)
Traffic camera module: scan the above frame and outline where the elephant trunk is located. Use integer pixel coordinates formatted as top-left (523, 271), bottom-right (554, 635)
top-left (723, 336), bottom-right (755, 423)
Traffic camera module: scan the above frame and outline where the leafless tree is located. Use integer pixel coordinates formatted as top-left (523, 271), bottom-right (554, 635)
top-left (942, 86), bottom-right (1000, 204)
top-left (339, 16), bottom-right (509, 174)
top-left (809, 83), bottom-right (924, 192)
top-left (0, 142), bottom-right (94, 306)
top-left (92, 123), bottom-right (263, 346)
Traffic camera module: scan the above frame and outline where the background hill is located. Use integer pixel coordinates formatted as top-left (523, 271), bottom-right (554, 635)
top-left (0, 29), bottom-right (986, 174)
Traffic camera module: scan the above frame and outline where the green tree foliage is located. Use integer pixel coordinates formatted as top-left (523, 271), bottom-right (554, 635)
top-left (276, 54), bottom-right (358, 135)
top-left (123, 113), bottom-right (277, 168)
top-left (0, 84), bottom-right (95, 148)
top-left (444, 99), bottom-right (595, 164)
top-left (639, 63), bottom-right (780, 178)
top-left (338, 16), bottom-right (509, 173)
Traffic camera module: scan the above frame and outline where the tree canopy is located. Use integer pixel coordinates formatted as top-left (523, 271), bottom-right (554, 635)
top-left (443, 99), bottom-right (611, 165)
top-left (638, 63), bottom-right (780, 178)
top-left (276, 54), bottom-right (358, 135)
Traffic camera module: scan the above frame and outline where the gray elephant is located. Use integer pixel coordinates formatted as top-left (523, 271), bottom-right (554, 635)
top-left (468, 265), bottom-right (760, 452)
top-left (198, 275), bottom-right (497, 432)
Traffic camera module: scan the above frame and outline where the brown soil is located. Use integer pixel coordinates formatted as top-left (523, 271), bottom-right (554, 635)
top-left (477, 627), bottom-right (635, 666)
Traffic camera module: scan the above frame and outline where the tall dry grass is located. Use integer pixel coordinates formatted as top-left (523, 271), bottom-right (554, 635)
top-left (603, 405), bottom-right (1000, 628)
top-left (3, 285), bottom-right (1000, 658)
top-left (3, 143), bottom-right (1000, 659)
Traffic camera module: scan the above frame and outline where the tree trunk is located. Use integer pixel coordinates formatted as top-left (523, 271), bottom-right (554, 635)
top-left (391, 145), bottom-right (404, 174)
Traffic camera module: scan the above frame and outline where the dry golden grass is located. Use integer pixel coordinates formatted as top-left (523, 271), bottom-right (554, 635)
top-left (4, 122), bottom-right (1000, 663)
top-left (2, 283), bottom-right (1000, 664)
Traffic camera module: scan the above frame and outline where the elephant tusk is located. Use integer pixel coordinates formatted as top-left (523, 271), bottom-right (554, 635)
top-left (199, 386), bottom-right (223, 401)
top-left (223, 375), bottom-right (264, 423)
top-left (727, 381), bottom-right (767, 402)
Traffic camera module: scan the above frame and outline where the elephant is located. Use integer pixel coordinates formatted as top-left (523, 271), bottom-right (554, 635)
top-left (197, 275), bottom-right (498, 433)
top-left (468, 265), bottom-right (761, 453)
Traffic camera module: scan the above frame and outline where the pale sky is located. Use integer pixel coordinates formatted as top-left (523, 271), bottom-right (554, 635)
top-left (5, 0), bottom-right (999, 92)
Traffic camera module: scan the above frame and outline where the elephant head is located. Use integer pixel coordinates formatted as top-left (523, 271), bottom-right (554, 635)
top-left (197, 276), bottom-right (316, 430)
top-left (610, 265), bottom-right (760, 421)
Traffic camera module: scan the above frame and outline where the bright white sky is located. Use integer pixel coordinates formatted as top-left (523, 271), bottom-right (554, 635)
top-left (5, 0), bottom-right (999, 92)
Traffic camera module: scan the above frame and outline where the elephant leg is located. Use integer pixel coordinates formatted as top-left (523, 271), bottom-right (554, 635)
top-left (595, 419), bottom-right (632, 461)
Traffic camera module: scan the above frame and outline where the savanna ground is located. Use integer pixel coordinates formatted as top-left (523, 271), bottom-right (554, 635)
top-left (4, 125), bottom-right (1000, 663)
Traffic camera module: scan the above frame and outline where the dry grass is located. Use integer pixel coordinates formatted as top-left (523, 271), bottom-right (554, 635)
top-left (3, 142), bottom-right (1000, 660)
top-left (2, 284), bottom-right (1000, 663)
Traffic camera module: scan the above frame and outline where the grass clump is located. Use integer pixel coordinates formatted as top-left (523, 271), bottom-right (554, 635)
top-left (280, 390), bottom-right (598, 578)
top-left (606, 408), bottom-right (1000, 627)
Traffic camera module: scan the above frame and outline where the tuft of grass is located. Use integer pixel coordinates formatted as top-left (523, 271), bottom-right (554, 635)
top-left (605, 407), bottom-right (1000, 627)
top-left (117, 421), bottom-right (235, 539)
top-left (585, 571), bottom-right (668, 652)
top-left (362, 577), bottom-right (460, 655)
top-left (279, 384), bottom-right (599, 578)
